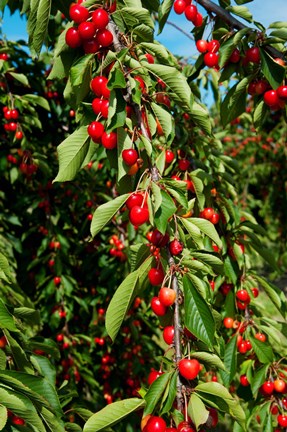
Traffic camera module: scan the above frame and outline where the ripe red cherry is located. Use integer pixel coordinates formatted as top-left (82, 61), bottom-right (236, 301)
top-left (184, 4), bottom-right (197, 22)
top-left (87, 121), bottom-right (104, 143)
top-left (163, 326), bottom-right (175, 345)
top-left (53, 276), bottom-right (61, 286)
top-left (238, 340), bottom-right (248, 354)
top-left (196, 39), bottom-right (208, 53)
top-left (102, 131), bottom-right (117, 149)
top-left (147, 370), bottom-right (164, 385)
top-left (0, 335), bottom-right (7, 348)
top-left (15, 130), bottom-right (23, 140)
top-left (274, 379), bottom-right (287, 393)
top-left (90, 76), bottom-right (110, 98)
top-left (10, 109), bottom-right (19, 120)
top-left (255, 80), bottom-right (269, 95)
top-left (12, 416), bottom-right (25, 426)
top-left (223, 317), bottom-right (234, 329)
top-left (177, 421), bottom-right (196, 432)
top-left (236, 289), bottom-right (250, 303)
top-left (78, 21), bottom-right (96, 40)
top-left (210, 212), bottom-right (220, 225)
top-left (165, 428), bottom-right (177, 432)
top-left (204, 52), bottom-right (219, 67)
top-left (255, 332), bottom-right (266, 342)
top-left (129, 206), bottom-right (149, 226)
top-left (260, 381), bottom-right (274, 396)
top-left (251, 287), bottom-right (259, 298)
top-left (229, 48), bottom-right (241, 63)
top-left (65, 27), bottom-right (82, 48)
top-left (201, 207), bottom-right (214, 220)
top-left (178, 158), bottom-right (190, 171)
top-left (207, 39), bottom-right (220, 53)
top-left (150, 229), bottom-right (169, 247)
top-left (264, 90), bottom-right (280, 107)
top-left (145, 416), bottom-right (166, 432)
top-left (165, 150), bottom-right (175, 164)
top-left (159, 287), bottom-right (176, 307)
top-left (169, 239), bottom-right (183, 256)
top-left (277, 85), bottom-right (287, 99)
top-left (150, 297), bottom-right (167, 316)
top-left (126, 193), bottom-right (144, 210)
top-left (277, 414), bottom-right (287, 427)
top-left (122, 149), bottom-right (138, 166)
top-left (83, 39), bottom-right (99, 54)
top-left (69, 4), bottom-right (89, 23)
top-left (178, 358), bottom-right (200, 380)
top-left (145, 53), bottom-right (154, 64)
top-left (134, 75), bottom-right (146, 92)
top-left (92, 8), bottom-right (109, 29)
top-left (92, 98), bottom-right (109, 117)
top-left (240, 374), bottom-right (250, 386)
top-left (96, 29), bottom-right (113, 47)
top-left (246, 46), bottom-right (260, 63)
top-left (148, 267), bottom-right (165, 286)
top-left (194, 12), bottom-right (203, 27)
top-left (173, 0), bottom-right (186, 14)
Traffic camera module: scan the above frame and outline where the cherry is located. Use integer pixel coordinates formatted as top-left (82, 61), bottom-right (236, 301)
top-left (251, 287), bottom-right (259, 298)
top-left (148, 267), bottom-right (165, 286)
top-left (209, 280), bottom-right (215, 291)
top-left (223, 317), bottom-right (234, 329)
top-left (10, 109), bottom-right (19, 119)
top-left (236, 289), bottom-right (250, 303)
top-left (238, 340), bottom-right (248, 354)
top-left (254, 332), bottom-right (266, 342)
top-left (92, 8), bottom-right (109, 29)
top-left (122, 149), bottom-right (138, 166)
top-left (274, 379), bottom-right (286, 393)
top-left (178, 158), bottom-right (190, 171)
top-left (163, 326), bottom-right (174, 344)
top-left (102, 131), bottom-right (117, 149)
top-left (69, 4), bottom-right (89, 23)
top-left (92, 98), bottom-right (109, 117)
top-left (196, 39), bottom-right (208, 53)
top-left (185, 5), bottom-right (197, 22)
top-left (145, 53), bottom-right (154, 64)
top-left (83, 39), bottom-right (100, 54)
top-left (53, 276), bottom-right (61, 286)
top-left (150, 297), bottom-right (167, 316)
top-left (229, 48), bottom-right (241, 63)
top-left (96, 29), bottom-right (113, 47)
top-left (65, 28), bottom-right (82, 48)
top-left (8, 122), bottom-right (17, 131)
top-left (207, 39), bottom-right (220, 53)
top-left (245, 47), bottom-right (260, 63)
top-left (78, 21), bottom-right (96, 40)
top-left (90, 76), bottom-right (110, 98)
top-left (169, 239), bottom-right (183, 256)
top-left (12, 416), bottom-right (25, 426)
top-left (145, 416), bottom-right (166, 432)
top-left (15, 130), bottom-right (23, 140)
top-left (56, 333), bottom-right (64, 342)
top-left (173, 0), bottom-right (186, 14)
top-left (87, 121), bottom-right (104, 143)
top-left (208, 408), bottom-right (218, 427)
top-left (126, 193), bottom-right (145, 210)
top-left (129, 206), bottom-right (149, 226)
top-left (245, 339), bottom-right (252, 350)
top-left (165, 428), bottom-right (177, 432)
top-left (277, 414), bottom-right (287, 427)
top-left (178, 358), bottom-right (200, 380)
top-left (0, 335), bottom-right (7, 348)
top-left (210, 212), bottom-right (220, 225)
top-left (159, 287), bottom-right (176, 307)
top-left (240, 374), bottom-right (250, 386)
top-left (204, 52), bottom-right (219, 67)
top-left (194, 12), bottom-right (203, 27)
top-left (277, 85), bottom-right (287, 99)
top-left (264, 90), bottom-right (280, 107)
top-left (260, 381), bottom-right (274, 396)
top-left (134, 75), bottom-right (146, 92)
top-left (177, 421), bottom-right (196, 432)
top-left (255, 80), bottom-right (269, 95)
top-left (147, 370), bottom-right (163, 385)
top-left (221, 282), bottom-right (232, 295)
top-left (0, 53), bottom-right (8, 60)
top-left (150, 229), bottom-right (170, 247)
top-left (165, 150), bottom-right (175, 164)
top-left (201, 207), bottom-right (214, 220)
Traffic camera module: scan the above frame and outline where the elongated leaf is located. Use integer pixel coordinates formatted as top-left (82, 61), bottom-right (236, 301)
top-left (30, 354), bottom-right (56, 386)
top-left (260, 48), bottom-right (285, 89)
top-left (0, 404), bottom-right (7, 431)
top-left (121, 7), bottom-right (154, 28)
top-left (144, 372), bottom-right (173, 415)
top-left (219, 335), bottom-right (237, 387)
top-left (220, 78), bottom-right (249, 127)
top-left (190, 218), bottom-right (222, 248)
top-left (145, 63), bottom-right (193, 113)
top-left (161, 371), bottom-right (177, 414)
top-left (249, 336), bottom-right (273, 364)
top-left (226, 5), bottom-right (252, 22)
top-left (188, 394), bottom-right (209, 429)
top-left (191, 102), bottom-right (212, 135)
top-left (157, 0), bottom-right (173, 34)
top-left (83, 398), bottom-right (145, 432)
top-left (54, 126), bottom-right (90, 182)
top-left (183, 275), bottom-right (215, 349)
top-left (106, 271), bottom-right (139, 342)
top-left (0, 300), bottom-right (17, 331)
top-left (180, 218), bottom-right (204, 248)
top-left (9, 72), bottom-right (29, 86)
top-left (251, 364), bottom-right (269, 397)
top-left (151, 102), bottom-right (173, 138)
top-left (191, 351), bottom-right (225, 371)
top-left (22, 94), bottom-right (50, 111)
top-left (29, 0), bottom-right (52, 57)
top-left (154, 190), bottom-right (177, 234)
top-left (3, 330), bottom-right (33, 374)
top-left (90, 194), bottom-right (129, 238)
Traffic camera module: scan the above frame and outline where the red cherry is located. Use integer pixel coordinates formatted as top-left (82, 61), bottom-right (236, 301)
top-left (146, 416), bottom-right (166, 432)
top-left (15, 130), bottom-right (23, 140)
top-left (150, 297), bottom-right (167, 316)
top-left (240, 374), bottom-right (250, 387)
top-left (210, 212), bottom-right (220, 225)
top-left (102, 131), bottom-right (117, 149)
top-left (255, 80), bottom-right (269, 95)
top-left (177, 422), bottom-right (195, 432)
top-left (277, 414), bottom-right (287, 427)
top-left (178, 358), bottom-right (200, 380)
top-left (145, 53), bottom-right (154, 64)
top-left (221, 282), bottom-right (232, 295)
top-left (201, 207), bottom-right (214, 220)
top-left (126, 193), bottom-right (145, 210)
top-left (134, 75), bottom-right (146, 92)
top-left (83, 39), bottom-right (100, 54)
top-left (10, 109), bottom-right (19, 120)
top-left (207, 39), bottom-right (220, 53)
top-left (208, 408), bottom-right (218, 427)
top-left (92, 98), bottom-right (108, 117)
top-left (122, 149), bottom-right (138, 166)
top-left (12, 416), bottom-right (25, 426)
top-left (169, 239), bottom-right (183, 256)
top-left (236, 289), bottom-right (250, 303)
top-left (53, 276), bottom-right (61, 286)
top-left (90, 76), bottom-right (110, 98)
top-left (0, 335), bottom-right (7, 348)
top-left (193, 12), bottom-right (203, 27)
top-left (78, 21), bottom-right (96, 40)
top-left (178, 158), bottom-right (190, 171)
top-left (69, 4), bottom-right (89, 23)
top-left (238, 340), bottom-right (248, 354)
top-left (56, 334), bottom-right (64, 342)
top-left (129, 206), bottom-right (149, 226)
top-left (165, 150), bottom-right (175, 164)
top-left (255, 333), bottom-right (266, 342)
top-left (92, 8), bottom-right (109, 29)
top-left (260, 381), bottom-right (274, 396)
top-left (165, 428), bottom-right (177, 432)
top-left (96, 29), bottom-right (113, 47)
top-left (163, 326), bottom-right (174, 344)
top-left (264, 90), bottom-right (280, 107)
top-left (8, 122), bottom-right (17, 131)
top-left (87, 121), bottom-right (104, 143)
top-left (274, 379), bottom-right (287, 393)
top-left (158, 287), bottom-right (176, 307)
top-left (277, 85), bottom-right (287, 100)
top-left (204, 52), bottom-right (219, 67)
top-left (148, 267), bottom-right (165, 286)
top-left (196, 39), bottom-right (208, 53)
top-left (147, 370), bottom-right (163, 385)
top-left (184, 4), bottom-right (197, 22)
top-left (223, 317), bottom-right (234, 329)
top-left (150, 229), bottom-right (169, 247)
top-left (246, 46), bottom-right (260, 63)
top-left (173, 0), bottom-right (186, 14)
top-left (251, 287), bottom-right (259, 298)
top-left (229, 48), bottom-right (241, 63)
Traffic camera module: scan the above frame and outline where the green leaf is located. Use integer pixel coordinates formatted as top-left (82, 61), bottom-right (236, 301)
top-left (9, 72), bottom-right (29, 86)
top-left (70, 55), bottom-right (93, 105)
top-left (189, 218), bottom-right (222, 248)
top-left (145, 63), bottom-right (193, 113)
top-left (121, 7), bottom-right (154, 28)
top-left (106, 270), bottom-right (139, 342)
top-left (250, 274), bottom-right (287, 318)
top-left (0, 300), bottom-right (17, 332)
top-left (219, 335), bottom-right (237, 387)
top-left (30, 354), bottom-right (56, 386)
top-left (151, 102), bottom-right (173, 138)
top-left (90, 194), bottom-right (129, 238)
top-left (160, 371), bottom-right (177, 414)
top-left (191, 102), bottom-right (212, 135)
top-left (269, 21), bottom-right (287, 29)
top-left (226, 5), bottom-right (253, 22)
top-left (83, 398), bottom-right (145, 432)
top-left (220, 78), bottom-right (249, 127)
top-left (191, 351), bottom-right (225, 371)
top-left (3, 330), bottom-right (33, 374)
top-left (151, 182), bottom-right (163, 213)
top-left (260, 48), bottom-right (286, 89)
top-left (188, 393), bottom-right (209, 430)
top-left (0, 252), bottom-right (13, 283)
top-left (191, 252), bottom-right (223, 274)
top-left (29, 0), bottom-right (52, 57)
top-left (218, 36), bottom-right (236, 69)
top-left (21, 94), bottom-right (50, 111)
top-left (195, 382), bottom-right (246, 429)
top-left (157, 0), bottom-right (173, 34)
top-left (249, 336), bottom-right (274, 364)
top-left (154, 190), bottom-right (177, 234)
top-left (180, 218), bottom-right (204, 248)
top-left (144, 372), bottom-right (173, 415)
top-left (0, 404), bottom-right (7, 431)
top-left (54, 126), bottom-right (90, 182)
top-left (183, 275), bottom-right (215, 349)
top-left (251, 364), bottom-right (269, 397)
top-left (234, 0), bottom-right (253, 5)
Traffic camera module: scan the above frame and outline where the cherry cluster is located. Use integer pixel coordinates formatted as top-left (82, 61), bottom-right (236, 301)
top-left (109, 234), bottom-right (127, 261)
top-left (173, 0), bottom-right (203, 28)
top-left (3, 106), bottom-right (23, 140)
top-left (195, 39), bottom-right (220, 68)
top-left (65, 3), bottom-right (115, 53)
top-left (199, 207), bottom-right (220, 225)
top-left (126, 192), bottom-right (149, 227)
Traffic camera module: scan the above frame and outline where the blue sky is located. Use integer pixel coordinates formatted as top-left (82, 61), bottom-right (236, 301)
top-left (1, 0), bottom-right (287, 56)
